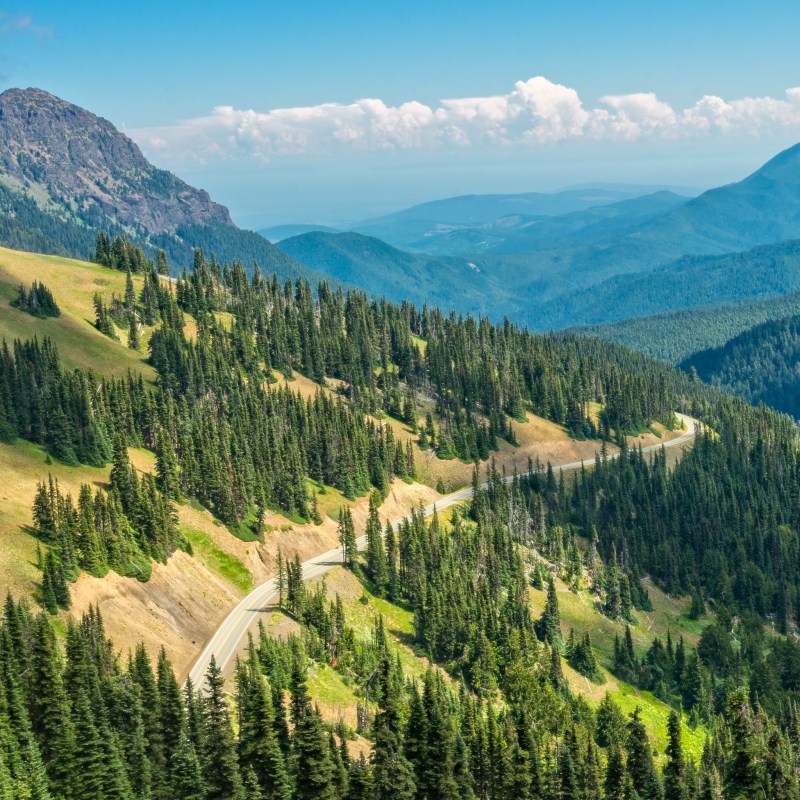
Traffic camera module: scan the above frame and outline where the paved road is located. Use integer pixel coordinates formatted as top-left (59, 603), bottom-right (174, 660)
top-left (187, 412), bottom-right (698, 687)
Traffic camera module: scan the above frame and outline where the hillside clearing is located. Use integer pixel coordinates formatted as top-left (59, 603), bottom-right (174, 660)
top-left (0, 245), bottom-right (157, 379)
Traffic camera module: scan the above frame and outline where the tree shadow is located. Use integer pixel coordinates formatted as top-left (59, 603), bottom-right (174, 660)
top-left (386, 625), bottom-right (430, 661)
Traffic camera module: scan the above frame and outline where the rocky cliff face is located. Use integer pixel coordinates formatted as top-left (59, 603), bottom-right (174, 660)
top-left (0, 87), bottom-right (233, 234)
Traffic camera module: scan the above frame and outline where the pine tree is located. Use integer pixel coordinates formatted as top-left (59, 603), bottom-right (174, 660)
top-left (365, 491), bottom-right (388, 594)
top-left (40, 555), bottom-right (58, 615)
top-left (663, 709), bottom-right (688, 800)
top-left (347, 753), bottom-right (373, 800)
top-left (236, 649), bottom-right (290, 800)
top-left (371, 657), bottom-right (416, 800)
top-left (626, 707), bottom-right (661, 800)
top-left (338, 507), bottom-right (357, 569)
top-left (28, 614), bottom-right (74, 798)
top-left (69, 689), bottom-right (112, 799)
top-left (290, 660), bottom-right (335, 800)
top-left (534, 576), bottom-right (561, 647)
top-left (604, 746), bottom-right (627, 800)
top-left (128, 312), bottom-right (140, 352)
top-left (156, 249), bottom-right (169, 276)
top-left (201, 656), bottom-right (243, 800)
top-left (170, 729), bottom-right (206, 800)
top-left (724, 689), bottom-right (762, 800)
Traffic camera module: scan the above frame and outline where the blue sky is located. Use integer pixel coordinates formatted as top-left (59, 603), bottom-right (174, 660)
top-left (3, 1), bottom-right (800, 226)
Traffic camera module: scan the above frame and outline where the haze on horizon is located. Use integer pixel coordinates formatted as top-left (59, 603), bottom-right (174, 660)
top-left (3, 0), bottom-right (800, 226)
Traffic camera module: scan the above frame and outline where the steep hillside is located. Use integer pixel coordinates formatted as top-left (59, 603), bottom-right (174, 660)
top-left (8, 246), bottom-right (800, 800)
top-left (541, 238), bottom-right (800, 329)
top-left (0, 87), bottom-right (316, 280)
top-left (0, 87), bottom-right (232, 233)
top-left (0, 245), bottom-right (156, 377)
top-left (646, 142), bottom-right (800, 253)
top-left (682, 313), bottom-right (800, 418)
top-left (0, 246), bottom-right (446, 675)
top-left (277, 230), bottom-right (512, 314)
top-left (576, 291), bottom-right (800, 364)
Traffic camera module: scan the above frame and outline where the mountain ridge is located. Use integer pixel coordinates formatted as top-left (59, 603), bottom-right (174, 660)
top-left (0, 87), bottom-right (321, 282)
top-left (0, 87), bottom-right (233, 234)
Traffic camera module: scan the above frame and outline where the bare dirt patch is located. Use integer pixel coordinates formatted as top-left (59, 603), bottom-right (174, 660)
top-left (69, 552), bottom-right (239, 671)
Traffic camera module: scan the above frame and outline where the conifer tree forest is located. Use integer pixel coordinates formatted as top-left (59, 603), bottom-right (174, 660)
top-left (4, 235), bottom-right (800, 797)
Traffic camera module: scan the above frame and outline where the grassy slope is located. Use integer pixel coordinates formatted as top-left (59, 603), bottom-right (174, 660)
top-left (0, 246), bottom-right (156, 379)
top-left (0, 436), bottom-right (254, 599)
top-left (0, 438), bottom-right (108, 598)
top-left (534, 575), bottom-right (708, 760)
top-left (0, 248), bottom-right (256, 601)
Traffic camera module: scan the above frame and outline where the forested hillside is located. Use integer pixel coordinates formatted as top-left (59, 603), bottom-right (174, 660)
top-left (540, 238), bottom-right (800, 330)
top-left (6, 379), bottom-right (800, 799)
top-left (682, 313), bottom-right (800, 418)
top-left (0, 234), bottom-right (679, 610)
top-left (277, 230), bottom-right (501, 315)
top-left (576, 292), bottom-right (800, 364)
top-left (6, 232), bottom-right (800, 800)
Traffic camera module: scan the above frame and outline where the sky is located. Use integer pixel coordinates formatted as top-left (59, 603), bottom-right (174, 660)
top-left (2, 1), bottom-right (800, 227)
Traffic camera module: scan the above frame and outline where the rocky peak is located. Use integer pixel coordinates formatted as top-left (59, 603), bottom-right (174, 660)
top-left (0, 87), bottom-right (233, 233)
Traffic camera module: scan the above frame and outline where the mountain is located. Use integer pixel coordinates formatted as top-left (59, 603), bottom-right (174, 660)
top-left (277, 230), bottom-right (508, 313)
top-left (410, 189), bottom-right (689, 256)
top-left (647, 143), bottom-right (800, 253)
top-left (349, 186), bottom-right (650, 250)
top-left (281, 143), bottom-right (800, 330)
top-left (681, 313), bottom-right (800, 418)
top-left (0, 87), bottom-right (313, 279)
top-left (259, 222), bottom-right (343, 242)
top-left (543, 238), bottom-right (800, 329)
top-left (575, 291), bottom-right (800, 364)
top-left (277, 191), bottom-right (693, 322)
top-left (0, 87), bottom-right (232, 233)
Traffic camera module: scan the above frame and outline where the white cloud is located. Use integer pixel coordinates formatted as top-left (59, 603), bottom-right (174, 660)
top-left (0, 12), bottom-right (53, 39)
top-left (130, 77), bottom-right (800, 165)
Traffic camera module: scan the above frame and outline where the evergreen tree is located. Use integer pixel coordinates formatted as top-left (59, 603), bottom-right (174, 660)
top-left (371, 657), bottom-right (416, 800)
top-left (365, 491), bottom-right (388, 594)
top-left (724, 689), bottom-right (762, 800)
top-left (338, 507), bottom-right (358, 570)
top-left (626, 707), bottom-right (661, 800)
top-left (534, 576), bottom-right (561, 647)
top-left (663, 709), bottom-right (688, 800)
top-left (202, 656), bottom-right (243, 800)
top-left (170, 729), bottom-right (206, 800)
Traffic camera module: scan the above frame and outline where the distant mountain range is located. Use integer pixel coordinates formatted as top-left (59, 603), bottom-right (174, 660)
top-left (5, 87), bottom-right (800, 341)
top-left (272, 142), bottom-right (800, 330)
top-left (260, 185), bottom-right (692, 252)
top-left (0, 88), bottom-right (315, 281)
top-left (277, 231), bottom-right (510, 314)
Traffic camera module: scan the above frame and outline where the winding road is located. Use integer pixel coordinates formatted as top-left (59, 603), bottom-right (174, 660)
top-left (187, 412), bottom-right (698, 688)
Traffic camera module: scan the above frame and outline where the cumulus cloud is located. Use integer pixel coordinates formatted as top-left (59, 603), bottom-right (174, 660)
top-left (130, 77), bottom-right (800, 164)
